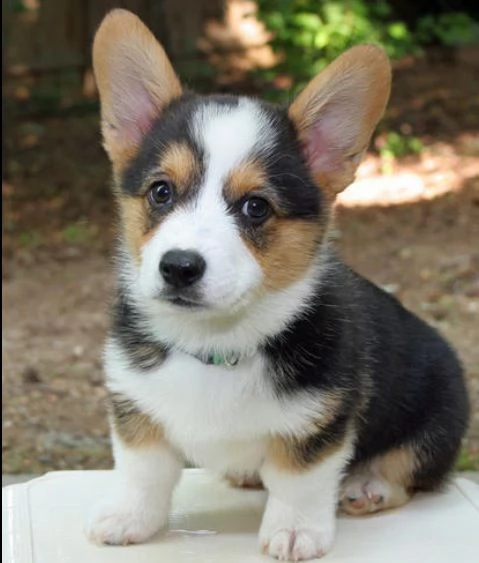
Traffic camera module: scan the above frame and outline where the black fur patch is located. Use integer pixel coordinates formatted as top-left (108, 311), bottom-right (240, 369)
top-left (111, 288), bottom-right (168, 371)
top-left (110, 392), bottom-right (143, 424)
top-left (262, 254), bottom-right (469, 482)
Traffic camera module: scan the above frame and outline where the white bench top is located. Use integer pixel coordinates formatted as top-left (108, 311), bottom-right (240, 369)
top-left (3, 469), bottom-right (479, 562)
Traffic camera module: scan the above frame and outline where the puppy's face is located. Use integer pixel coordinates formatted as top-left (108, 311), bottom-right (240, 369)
top-left (93, 10), bottom-right (390, 316)
top-left (119, 95), bottom-right (325, 312)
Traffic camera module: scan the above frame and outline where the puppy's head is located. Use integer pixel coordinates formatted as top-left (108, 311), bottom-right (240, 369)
top-left (93, 10), bottom-right (390, 316)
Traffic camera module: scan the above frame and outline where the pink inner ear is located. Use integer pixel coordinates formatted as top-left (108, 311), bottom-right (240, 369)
top-left (110, 79), bottom-right (158, 148)
top-left (301, 112), bottom-right (351, 175)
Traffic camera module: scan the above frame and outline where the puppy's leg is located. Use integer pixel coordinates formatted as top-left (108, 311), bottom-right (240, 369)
top-left (339, 445), bottom-right (414, 516)
top-left (85, 397), bottom-right (183, 545)
top-left (259, 436), bottom-right (353, 561)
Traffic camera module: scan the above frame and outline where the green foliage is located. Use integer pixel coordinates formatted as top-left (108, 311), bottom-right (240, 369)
top-left (379, 131), bottom-right (423, 159)
top-left (256, 1), bottom-right (477, 101)
top-left (377, 131), bottom-right (423, 173)
top-left (416, 12), bottom-right (479, 46)
top-left (18, 231), bottom-right (44, 250)
top-left (257, 0), bottom-right (416, 99)
top-left (10, 0), bottom-right (31, 14)
top-left (62, 222), bottom-right (96, 245)
top-left (456, 447), bottom-right (479, 471)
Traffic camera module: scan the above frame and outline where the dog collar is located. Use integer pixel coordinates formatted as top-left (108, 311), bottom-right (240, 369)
top-left (183, 348), bottom-right (253, 368)
top-left (185, 350), bottom-right (243, 368)
top-left (203, 352), bottom-right (240, 368)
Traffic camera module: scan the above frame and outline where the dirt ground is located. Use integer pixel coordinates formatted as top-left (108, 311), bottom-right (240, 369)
top-left (3, 48), bottom-right (479, 473)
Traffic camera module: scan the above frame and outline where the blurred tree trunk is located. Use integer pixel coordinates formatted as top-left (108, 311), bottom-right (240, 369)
top-left (161, 0), bottom-right (225, 62)
top-left (82, 0), bottom-right (225, 63)
top-left (82, 0), bottom-right (225, 93)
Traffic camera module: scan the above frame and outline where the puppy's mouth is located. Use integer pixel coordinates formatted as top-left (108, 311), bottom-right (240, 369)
top-left (161, 290), bottom-right (206, 309)
top-left (167, 296), bottom-right (204, 309)
top-left (158, 286), bottom-right (258, 314)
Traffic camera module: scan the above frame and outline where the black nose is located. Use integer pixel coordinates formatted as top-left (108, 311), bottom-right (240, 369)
top-left (159, 250), bottom-right (206, 289)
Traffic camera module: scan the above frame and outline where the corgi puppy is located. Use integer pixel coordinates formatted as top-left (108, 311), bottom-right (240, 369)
top-left (85, 9), bottom-right (469, 560)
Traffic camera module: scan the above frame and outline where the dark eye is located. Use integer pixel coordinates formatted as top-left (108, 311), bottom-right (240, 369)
top-left (147, 180), bottom-right (174, 208)
top-left (241, 197), bottom-right (271, 223)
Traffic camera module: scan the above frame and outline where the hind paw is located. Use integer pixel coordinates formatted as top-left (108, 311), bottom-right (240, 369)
top-left (339, 477), bottom-right (387, 515)
top-left (339, 473), bottom-right (410, 516)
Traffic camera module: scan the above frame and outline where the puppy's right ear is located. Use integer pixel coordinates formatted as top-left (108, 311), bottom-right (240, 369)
top-left (92, 9), bottom-right (182, 167)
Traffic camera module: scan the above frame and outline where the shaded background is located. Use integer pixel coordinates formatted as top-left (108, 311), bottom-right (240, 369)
top-left (3, 0), bottom-right (479, 474)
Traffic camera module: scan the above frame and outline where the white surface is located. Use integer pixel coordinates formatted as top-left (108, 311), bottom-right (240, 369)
top-left (3, 469), bottom-right (479, 562)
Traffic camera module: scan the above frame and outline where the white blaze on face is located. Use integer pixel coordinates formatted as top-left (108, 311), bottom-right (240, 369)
top-left (137, 99), bottom-right (275, 309)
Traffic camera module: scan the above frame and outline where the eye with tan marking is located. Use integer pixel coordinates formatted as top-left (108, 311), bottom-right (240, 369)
top-left (147, 179), bottom-right (175, 209)
top-left (241, 196), bottom-right (271, 224)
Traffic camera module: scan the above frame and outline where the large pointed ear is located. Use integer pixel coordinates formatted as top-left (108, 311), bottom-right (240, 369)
top-left (288, 45), bottom-right (391, 194)
top-left (92, 9), bottom-right (182, 167)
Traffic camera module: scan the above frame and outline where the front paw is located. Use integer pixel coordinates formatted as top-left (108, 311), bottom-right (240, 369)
top-left (259, 497), bottom-right (335, 561)
top-left (261, 529), bottom-right (329, 561)
top-left (84, 493), bottom-right (167, 545)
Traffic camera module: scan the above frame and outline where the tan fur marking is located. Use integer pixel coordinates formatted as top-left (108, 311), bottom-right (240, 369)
top-left (159, 143), bottom-right (199, 194)
top-left (371, 444), bottom-right (417, 487)
top-left (268, 392), bottom-right (346, 472)
top-left (110, 393), bottom-right (164, 447)
top-left (117, 196), bottom-right (152, 262)
top-left (224, 473), bottom-right (264, 489)
top-left (117, 143), bottom-right (198, 261)
top-left (250, 219), bottom-right (325, 291)
top-left (224, 160), bottom-right (268, 200)
top-left (270, 436), bottom-right (342, 473)
top-left (225, 159), bottom-right (329, 291)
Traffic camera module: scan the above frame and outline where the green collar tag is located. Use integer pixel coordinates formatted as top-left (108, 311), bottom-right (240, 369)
top-left (206, 353), bottom-right (240, 368)
top-left (212, 353), bottom-right (226, 366)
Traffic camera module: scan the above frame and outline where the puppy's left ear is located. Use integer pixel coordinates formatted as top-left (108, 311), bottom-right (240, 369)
top-left (288, 45), bottom-right (391, 194)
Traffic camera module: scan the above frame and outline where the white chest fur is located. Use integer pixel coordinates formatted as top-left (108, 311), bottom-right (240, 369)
top-left (105, 339), bottom-right (321, 473)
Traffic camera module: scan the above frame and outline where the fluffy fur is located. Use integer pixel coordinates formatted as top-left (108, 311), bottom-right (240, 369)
top-left (85, 9), bottom-right (469, 560)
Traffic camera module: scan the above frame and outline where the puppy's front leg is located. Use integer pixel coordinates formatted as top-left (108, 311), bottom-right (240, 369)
top-left (85, 397), bottom-right (183, 545)
top-left (259, 437), bottom-right (352, 561)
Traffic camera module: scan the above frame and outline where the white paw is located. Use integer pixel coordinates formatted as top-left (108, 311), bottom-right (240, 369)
top-left (84, 493), bottom-right (167, 545)
top-left (262, 528), bottom-right (328, 561)
top-left (259, 496), bottom-right (334, 561)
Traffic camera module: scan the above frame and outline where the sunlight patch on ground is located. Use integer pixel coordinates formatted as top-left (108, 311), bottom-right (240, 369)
top-left (337, 139), bottom-right (479, 208)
